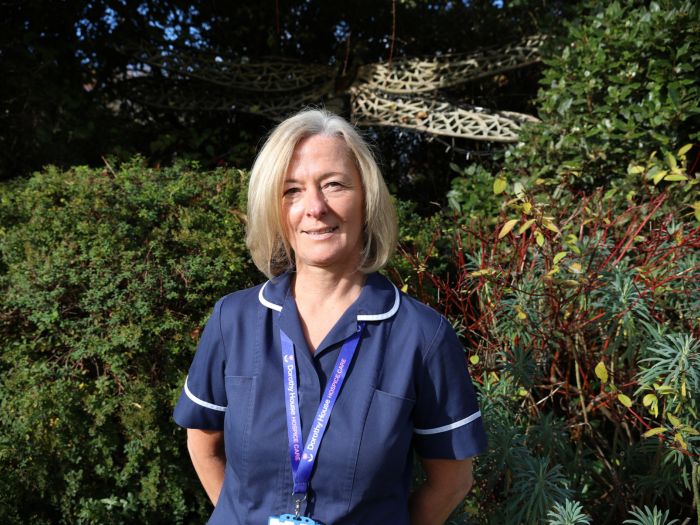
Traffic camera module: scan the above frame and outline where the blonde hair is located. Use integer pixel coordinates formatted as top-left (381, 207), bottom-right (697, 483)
top-left (246, 109), bottom-right (398, 278)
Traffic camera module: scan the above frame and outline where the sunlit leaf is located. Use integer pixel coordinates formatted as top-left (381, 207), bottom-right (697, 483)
top-left (569, 262), bottom-right (582, 273)
top-left (665, 151), bottom-right (677, 170)
top-left (522, 202), bottom-right (532, 215)
top-left (513, 182), bottom-right (525, 198)
top-left (674, 433), bottom-right (688, 450)
top-left (678, 143), bottom-right (693, 156)
top-left (514, 304), bottom-right (528, 320)
top-left (627, 164), bottom-right (644, 174)
top-left (518, 219), bottom-right (536, 234)
top-left (642, 393), bottom-right (657, 407)
top-left (595, 361), bottom-right (608, 384)
top-left (401, 284), bottom-right (408, 293)
top-left (667, 413), bottom-right (681, 428)
top-left (654, 384), bottom-right (675, 394)
top-left (535, 230), bottom-right (545, 247)
top-left (618, 394), bottom-right (632, 408)
top-left (553, 251), bottom-right (568, 265)
top-left (544, 266), bottom-right (559, 278)
top-left (542, 219), bottom-right (560, 233)
top-left (499, 219), bottom-right (519, 239)
top-left (493, 177), bottom-right (507, 195)
top-left (469, 355), bottom-right (480, 365)
top-left (652, 169), bottom-right (667, 185)
top-left (664, 173), bottom-right (688, 182)
top-left (642, 427), bottom-right (667, 438)
top-left (470, 268), bottom-right (493, 277)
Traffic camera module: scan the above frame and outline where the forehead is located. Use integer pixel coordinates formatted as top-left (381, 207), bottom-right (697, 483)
top-left (288, 134), bottom-right (355, 171)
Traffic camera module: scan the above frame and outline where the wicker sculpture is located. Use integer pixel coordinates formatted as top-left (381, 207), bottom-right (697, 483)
top-left (119, 35), bottom-right (543, 142)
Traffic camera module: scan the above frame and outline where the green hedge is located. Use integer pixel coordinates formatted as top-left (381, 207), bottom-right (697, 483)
top-left (0, 159), bottom-right (255, 524)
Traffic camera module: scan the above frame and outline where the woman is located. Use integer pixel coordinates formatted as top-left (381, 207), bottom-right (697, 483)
top-left (173, 109), bottom-right (487, 525)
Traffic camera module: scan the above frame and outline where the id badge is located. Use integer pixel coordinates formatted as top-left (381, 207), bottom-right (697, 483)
top-left (268, 514), bottom-right (319, 525)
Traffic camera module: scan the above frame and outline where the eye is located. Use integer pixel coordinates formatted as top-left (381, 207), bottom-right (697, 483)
top-left (323, 180), bottom-right (345, 190)
top-left (283, 187), bottom-right (301, 196)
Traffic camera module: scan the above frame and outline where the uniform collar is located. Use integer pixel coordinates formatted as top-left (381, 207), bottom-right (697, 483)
top-left (258, 271), bottom-right (400, 322)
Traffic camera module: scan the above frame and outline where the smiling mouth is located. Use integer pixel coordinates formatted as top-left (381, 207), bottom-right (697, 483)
top-left (303, 226), bottom-right (338, 235)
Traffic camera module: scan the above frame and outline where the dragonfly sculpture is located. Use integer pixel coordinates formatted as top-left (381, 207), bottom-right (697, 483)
top-left (119, 34), bottom-right (543, 143)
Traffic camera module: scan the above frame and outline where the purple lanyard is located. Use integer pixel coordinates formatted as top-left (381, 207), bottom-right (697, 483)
top-left (280, 322), bottom-right (365, 496)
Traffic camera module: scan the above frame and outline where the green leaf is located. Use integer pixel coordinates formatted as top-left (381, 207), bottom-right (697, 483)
top-left (667, 413), bottom-right (681, 428)
top-left (595, 361), bottom-right (608, 384)
top-left (469, 355), bottom-right (480, 365)
top-left (675, 432), bottom-right (688, 450)
top-left (678, 144), bottom-right (693, 156)
top-left (493, 178), bottom-right (507, 195)
top-left (513, 182), bottom-right (525, 199)
top-left (535, 230), bottom-right (545, 247)
top-left (618, 394), bottom-right (632, 408)
top-left (642, 393), bottom-right (657, 407)
top-left (518, 219), bottom-right (536, 234)
top-left (498, 219), bottom-right (519, 239)
top-left (665, 152), bottom-right (677, 170)
top-left (663, 173), bottom-right (688, 182)
top-left (652, 169), bottom-right (667, 185)
top-left (553, 251), bottom-right (568, 265)
top-left (642, 427), bottom-right (667, 438)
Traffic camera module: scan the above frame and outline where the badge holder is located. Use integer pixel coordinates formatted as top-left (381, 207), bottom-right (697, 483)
top-left (268, 515), bottom-right (318, 525)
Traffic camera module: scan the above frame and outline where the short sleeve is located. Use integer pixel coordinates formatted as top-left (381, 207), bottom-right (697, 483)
top-left (173, 299), bottom-right (228, 430)
top-left (413, 316), bottom-right (487, 459)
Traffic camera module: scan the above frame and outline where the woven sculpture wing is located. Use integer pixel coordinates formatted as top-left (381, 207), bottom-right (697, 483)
top-left (350, 85), bottom-right (539, 143)
top-left (116, 35), bottom-right (544, 142)
top-left (356, 35), bottom-right (545, 94)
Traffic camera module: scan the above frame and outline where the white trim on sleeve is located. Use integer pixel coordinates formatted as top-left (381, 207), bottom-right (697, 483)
top-left (414, 410), bottom-right (481, 435)
top-left (184, 375), bottom-right (227, 412)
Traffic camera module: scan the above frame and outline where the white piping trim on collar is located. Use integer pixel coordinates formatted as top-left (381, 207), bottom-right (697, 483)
top-left (414, 410), bottom-right (481, 435)
top-left (258, 281), bottom-right (283, 311)
top-left (184, 375), bottom-right (227, 412)
top-left (357, 283), bottom-right (400, 321)
top-left (258, 279), bottom-right (400, 321)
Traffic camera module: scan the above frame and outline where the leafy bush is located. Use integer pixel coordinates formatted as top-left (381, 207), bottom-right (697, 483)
top-left (403, 167), bottom-right (700, 522)
top-left (0, 159), bottom-right (255, 523)
top-left (506, 0), bottom-right (700, 188)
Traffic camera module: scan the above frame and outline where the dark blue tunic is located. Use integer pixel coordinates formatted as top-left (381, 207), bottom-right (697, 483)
top-left (174, 272), bottom-right (487, 525)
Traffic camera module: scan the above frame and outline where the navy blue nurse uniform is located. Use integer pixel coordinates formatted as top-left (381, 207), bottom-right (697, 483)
top-left (174, 272), bottom-right (487, 525)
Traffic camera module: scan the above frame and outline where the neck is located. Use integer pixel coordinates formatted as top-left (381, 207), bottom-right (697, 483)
top-left (292, 266), bottom-right (366, 307)
top-left (291, 265), bottom-right (367, 353)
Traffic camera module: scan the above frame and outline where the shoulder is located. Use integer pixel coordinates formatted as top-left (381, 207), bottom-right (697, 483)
top-left (204, 282), bottom-right (268, 332)
top-left (397, 292), bottom-right (456, 358)
top-left (367, 273), bottom-right (457, 361)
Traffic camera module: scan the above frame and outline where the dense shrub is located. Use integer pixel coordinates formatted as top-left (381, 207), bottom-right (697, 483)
top-left (505, 0), bottom-right (700, 188)
top-left (0, 159), bottom-right (255, 523)
top-left (403, 1), bottom-right (700, 522)
top-left (408, 163), bottom-right (699, 524)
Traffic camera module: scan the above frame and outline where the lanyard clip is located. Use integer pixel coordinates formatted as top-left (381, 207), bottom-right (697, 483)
top-left (293, 493), bottom-right (307, 519)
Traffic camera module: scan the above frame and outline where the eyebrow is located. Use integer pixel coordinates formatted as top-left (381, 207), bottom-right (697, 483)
top-left (283, 171), bottom-right (350, 184)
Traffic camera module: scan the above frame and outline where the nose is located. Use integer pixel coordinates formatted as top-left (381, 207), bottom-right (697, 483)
top-left (304, 187), bottom-right (328, 218)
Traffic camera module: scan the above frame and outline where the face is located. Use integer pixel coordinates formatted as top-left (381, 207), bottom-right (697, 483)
top-left (282, 134), bottom-right (365, 274)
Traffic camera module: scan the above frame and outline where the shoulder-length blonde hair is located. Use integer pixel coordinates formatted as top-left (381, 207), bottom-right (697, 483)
top-left (246, 108), bottom-right (398, 278)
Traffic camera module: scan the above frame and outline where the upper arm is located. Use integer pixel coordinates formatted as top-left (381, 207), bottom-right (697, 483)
top-left (187, 428), bottom-right (225, 458)
top-left (419, 457), bottom-right (474, 494)
top-left (412, 316), bottom-right (488, 459)
top-left (173, 299), bottom-right (229, 430)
